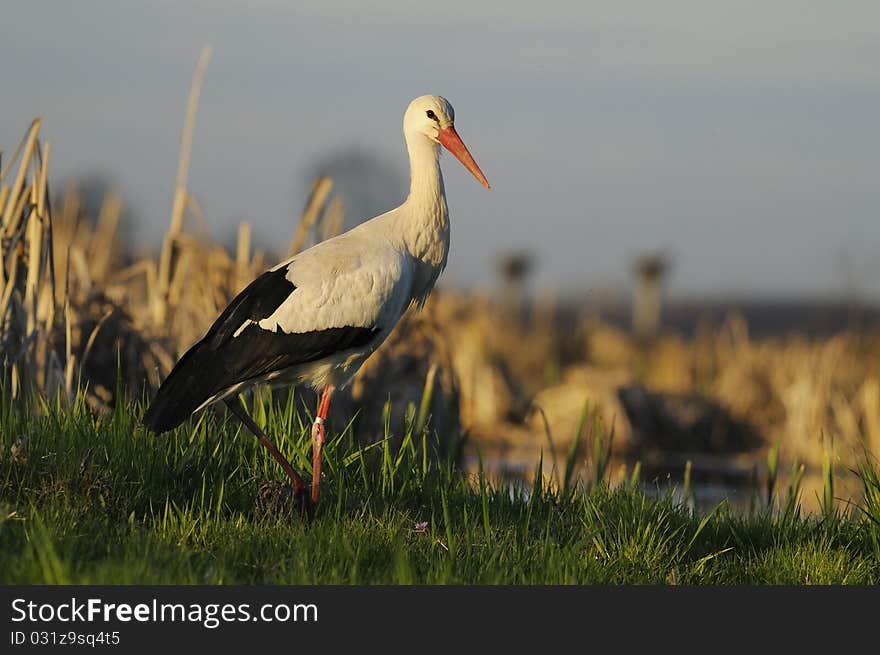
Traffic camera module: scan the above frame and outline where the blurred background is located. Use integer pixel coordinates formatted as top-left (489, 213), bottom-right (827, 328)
top-left (3, 0), bottom-right (880, 510)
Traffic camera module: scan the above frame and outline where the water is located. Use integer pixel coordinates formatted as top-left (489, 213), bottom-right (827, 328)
top-left (462, 443), bottom-right (864, 515)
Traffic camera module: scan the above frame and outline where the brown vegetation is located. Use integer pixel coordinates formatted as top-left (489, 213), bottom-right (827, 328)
top-left (3, 115), bottom-right (879, 512)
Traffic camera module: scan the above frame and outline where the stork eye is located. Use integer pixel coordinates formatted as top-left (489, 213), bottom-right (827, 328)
top-left (426, 110), bottom-right (438, 121)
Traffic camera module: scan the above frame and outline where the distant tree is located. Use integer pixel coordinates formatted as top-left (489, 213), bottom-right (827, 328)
top-left (496, 250), bottom-right (535, 322)
top-left (301, 147), bottom-right (405, 230)
top-left (632, 252), bottom-right (672, 341)
top-left (54, 173), bottom-right (136, 252)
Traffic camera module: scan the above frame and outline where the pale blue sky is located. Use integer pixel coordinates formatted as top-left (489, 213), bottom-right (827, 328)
top-left (3, 1), bottom-right (880, 299)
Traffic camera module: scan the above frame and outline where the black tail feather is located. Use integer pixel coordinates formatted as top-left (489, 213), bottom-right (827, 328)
top-left (142, 339), bottom-right (222, 433)
top-left (142, 263), bottom-right (382, 433)
top-left (142, 321), bottom-right (379, 433)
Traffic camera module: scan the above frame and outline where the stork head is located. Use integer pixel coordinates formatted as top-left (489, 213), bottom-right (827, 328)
top-left (404, 95), bottom-right (490, 189)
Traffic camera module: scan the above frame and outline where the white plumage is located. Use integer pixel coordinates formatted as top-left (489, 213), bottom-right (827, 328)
top-left (143, 94), bottom-right (489, 508)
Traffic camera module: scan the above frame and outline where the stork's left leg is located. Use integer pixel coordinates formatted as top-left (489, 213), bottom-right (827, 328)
top-left (223, 397), bottom-right (312, 519)
top-left (311, 384), bottom-right (334, 506)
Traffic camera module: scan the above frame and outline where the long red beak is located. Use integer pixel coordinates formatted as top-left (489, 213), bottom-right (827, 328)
top-left (438, 126), bottom-right (490, 189)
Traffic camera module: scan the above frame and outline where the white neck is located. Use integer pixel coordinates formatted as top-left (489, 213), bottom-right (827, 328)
top-left (404, 131), bottom-right (446, 216)
top-left (387, 129), bottom-right (450, 275)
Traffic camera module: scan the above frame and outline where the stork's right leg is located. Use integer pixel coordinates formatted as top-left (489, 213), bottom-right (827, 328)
top-left (311, 385), bottom-right (334, 506)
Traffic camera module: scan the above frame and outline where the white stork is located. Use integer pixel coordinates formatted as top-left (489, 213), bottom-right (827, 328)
top-left (143, 95), bottom-right (489, 514)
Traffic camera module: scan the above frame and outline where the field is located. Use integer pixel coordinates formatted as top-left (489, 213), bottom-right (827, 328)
top-left (2, 391), bottom-right (879, 584)
top-left (3, 106), bottom-right (880, 584)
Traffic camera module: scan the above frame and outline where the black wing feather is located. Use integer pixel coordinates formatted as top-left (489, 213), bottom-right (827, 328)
top-left (142, 266), bottom-right (379, 433)
top-left (207, 267), bottom-right (295, 346)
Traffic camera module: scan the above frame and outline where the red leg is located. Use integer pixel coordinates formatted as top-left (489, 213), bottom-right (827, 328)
top-left (224, 398), bottom-right (312, 518)
top-left (311, 384), bottom-right (333, 506)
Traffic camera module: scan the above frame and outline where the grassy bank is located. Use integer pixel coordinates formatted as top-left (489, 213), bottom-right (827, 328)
top-left (1, 390), bottom-right (879, 584)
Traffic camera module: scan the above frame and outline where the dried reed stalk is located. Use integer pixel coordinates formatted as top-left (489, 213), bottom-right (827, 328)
top-left (319, 196), bottom-right (345, 242)
top-left (1, 119), bottom-right (70, 400)
top-left (155, 45), bottom-right (213, 324)
top-left (287, 177), bottom-right (333, 256)
top-left (235, 222), bottom-right (252, 292)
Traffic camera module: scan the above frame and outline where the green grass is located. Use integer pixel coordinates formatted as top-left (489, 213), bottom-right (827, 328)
top-left (1, 388), bottom-right (879, 584)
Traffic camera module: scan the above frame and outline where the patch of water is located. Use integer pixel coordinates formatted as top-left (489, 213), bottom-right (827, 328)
top-left (462, 444), bottom-right (864, 515)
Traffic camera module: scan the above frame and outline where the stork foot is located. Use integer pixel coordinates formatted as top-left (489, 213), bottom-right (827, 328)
top-left (223, 398), bottom-right (313, 521)
top-left (255, 480), bottom-right (313, 522)
top-left (295, 483), bottom-right (315, 521)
